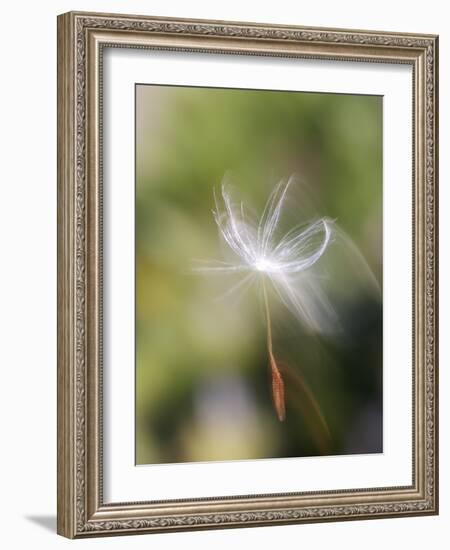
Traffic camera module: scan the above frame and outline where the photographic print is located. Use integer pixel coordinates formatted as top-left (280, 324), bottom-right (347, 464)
top-left (58, 12), bottom-right (438, 537)
top-left (135, 84), bottom-right (383, 465)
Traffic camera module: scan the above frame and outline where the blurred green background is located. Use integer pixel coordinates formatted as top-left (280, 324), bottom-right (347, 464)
top-left (135, 84), bottom-right (382, 465)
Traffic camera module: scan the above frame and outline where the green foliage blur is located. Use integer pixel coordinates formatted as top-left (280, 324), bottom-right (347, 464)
top-left (135, 84), bottom-right (382, 465)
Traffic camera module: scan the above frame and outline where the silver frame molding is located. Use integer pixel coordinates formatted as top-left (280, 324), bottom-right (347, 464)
top-left (57, 11), bottom-right (439, 538)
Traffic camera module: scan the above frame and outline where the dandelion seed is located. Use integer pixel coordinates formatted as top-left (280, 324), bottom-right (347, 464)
top-left (192, 175), bottom-right (375, 421)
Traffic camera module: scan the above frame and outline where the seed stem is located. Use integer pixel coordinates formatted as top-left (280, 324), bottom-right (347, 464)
top-left (262, 279), bottom-right (285, 421)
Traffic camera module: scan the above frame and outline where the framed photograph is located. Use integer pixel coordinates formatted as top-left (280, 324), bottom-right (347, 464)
top-left (57, 11), bottom-right (439, 538)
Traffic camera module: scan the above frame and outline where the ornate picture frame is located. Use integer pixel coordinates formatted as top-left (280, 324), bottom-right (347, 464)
top-left (57, 11), bottom-right (438, 538)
